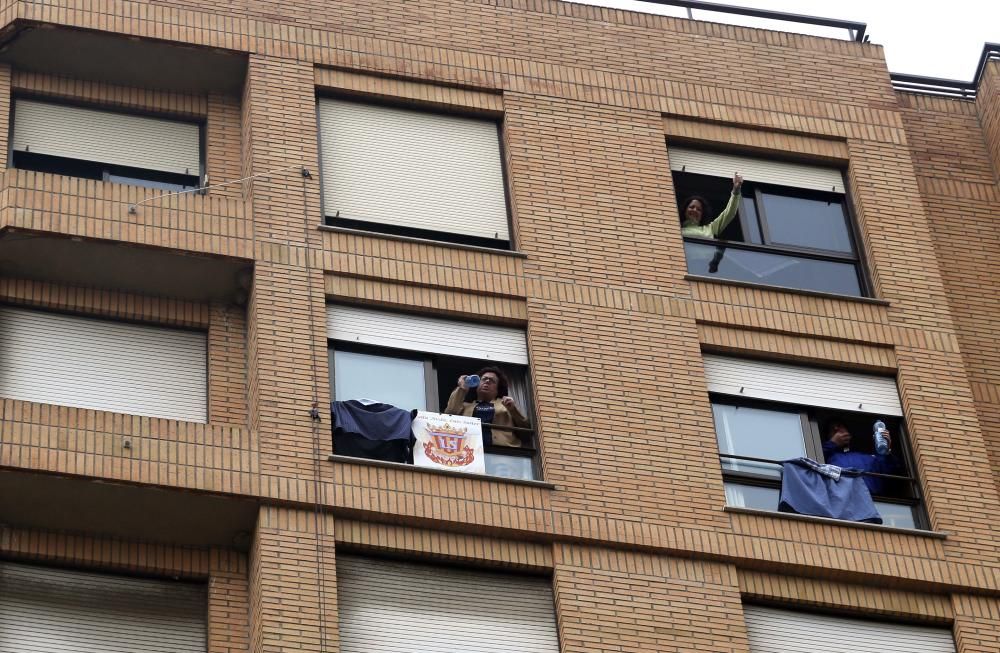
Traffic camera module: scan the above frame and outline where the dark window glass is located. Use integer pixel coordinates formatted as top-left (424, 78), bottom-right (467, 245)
top-left (760, 193), bottom-right (854, 253)
top-left (13, 151), bottom-right (199, 191)
top-left (740, 195), bottom-right (763, 244)
top-left (684, 240), bottom-right (863, 296)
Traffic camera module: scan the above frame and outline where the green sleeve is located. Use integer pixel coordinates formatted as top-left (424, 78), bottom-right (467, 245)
top-left (708, 192), bottom-right (741, 238)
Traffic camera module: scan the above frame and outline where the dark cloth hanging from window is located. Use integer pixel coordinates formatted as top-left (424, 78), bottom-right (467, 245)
top-left (331, 400), bottom-right (414, 463)
top-left (779, 458), bottom-right (882, 524)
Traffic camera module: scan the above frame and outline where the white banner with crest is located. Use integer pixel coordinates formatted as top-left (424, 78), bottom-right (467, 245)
top-left (412, 411), bottom-right (485, 474)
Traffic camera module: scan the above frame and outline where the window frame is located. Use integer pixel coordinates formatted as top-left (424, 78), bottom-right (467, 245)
top-left (710, 393), bottom-right (928, 529)
top-left (327, 339), bottom-right (541, 480)
top-left (315, 92), bottom-right (516, 251)
top-left (673, 162), bottom-right (874, 298)
top-left (7, 93), bottom-right (206, 189)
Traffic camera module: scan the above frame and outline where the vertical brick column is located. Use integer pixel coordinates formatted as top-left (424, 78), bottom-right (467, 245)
top-left (553, 544), bottom-right (750, 653)
top-left (250, 506), bottom-right (339, 653)
top-left (976, 59), bottom-right (1000, 182)
top-left (953, 595), bottom-right (1000, 653)
top-left (0, 63), bottom-right (11, 169)
top-left (209, 550), bottom-right (250, 653)
top-left (241, 54), bottom-right (330, 490)
top-left (208, 301), bottom-right (248, 425)
top-left (207, 92), bottom-right (244, 199)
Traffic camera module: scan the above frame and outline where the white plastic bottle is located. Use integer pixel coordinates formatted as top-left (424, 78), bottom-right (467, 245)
top-left (873, 420), bottom-right (890, 455)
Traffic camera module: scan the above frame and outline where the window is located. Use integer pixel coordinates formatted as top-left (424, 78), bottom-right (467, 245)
top-left (0, 561), bottom-right (207, 653)
top-left (0, 305), bottom-right (208, 422)
top-left (327, 304), bottom-right (538, 480)
top-left (11, 98), bottom-right (202, 190)
top-left (705, 355), bottom-right (925, 529)
top-left (670, 146), bottom-right (866, 296)
top-left (744, 605), bottom-right (956, 653)
top-left (317, 97), bottom-right (512, 249)
top-left (337, 556), bottom-right (559, 653)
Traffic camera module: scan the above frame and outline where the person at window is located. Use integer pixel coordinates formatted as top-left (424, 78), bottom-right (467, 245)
top-left (445, 367), bottom-right (530, 447)
top-left (822, 421), bottom-right (902, 496)
top-left (680, 173), bottom-right (744, 238)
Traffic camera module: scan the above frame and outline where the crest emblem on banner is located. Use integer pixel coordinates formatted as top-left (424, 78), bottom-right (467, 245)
top-left (412, 411), bottom-right (485, 474)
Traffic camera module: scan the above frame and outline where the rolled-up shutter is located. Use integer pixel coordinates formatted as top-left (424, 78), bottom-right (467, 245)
top-left (668, 146), bottom-right (844, 193)
top-left (318, 98), bottom-right (509, 241)
top-left (337, 556), bottom-right (559, 653)
top-left (327, 304), bottom-right (528, 364)
top-left (12, 99), bottom-right (201, 176)
top-left (703, 355), bottom-right (902, 416)
top-left (0, 561), bottom-right (207, 653)
top-left (744, 605), bottom-right (955, 653)
top-left (0, 306), bottom-right (207, 422)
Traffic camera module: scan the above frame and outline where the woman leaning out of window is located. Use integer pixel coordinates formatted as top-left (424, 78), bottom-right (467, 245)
top-left (445, 368), bottom-right (530, 447)
top-left (680, 173), bottom-right (743, 238)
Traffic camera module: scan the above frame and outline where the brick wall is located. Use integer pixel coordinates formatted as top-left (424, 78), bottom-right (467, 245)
top-left (0, 1), bottom-right (998, 652)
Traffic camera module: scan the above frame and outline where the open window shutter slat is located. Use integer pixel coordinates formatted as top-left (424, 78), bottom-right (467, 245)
top-left (327, 304), bottom-right (528, 364)
top-left (12, 99), bottom-right (200, 176)
top-left (669, 146), bottom-right (844, 193)
top-left (0, 306), bottom-right (207, 422)
top-left (337, 556), bottom-right (559, 653)
top-left (744, 605), bottom-right (955, 653)
top-left (0, 562), bottom-right (207, 653)
top-left (703, 355), bottom-right (902, 416)
top-left (318, 98), bottom-right (509, 241)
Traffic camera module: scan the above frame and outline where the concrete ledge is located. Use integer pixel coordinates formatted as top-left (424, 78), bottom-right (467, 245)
top-left (325, 454), bottom-right (557, 489)
top-left (725, 506), bottom-right (948, 539)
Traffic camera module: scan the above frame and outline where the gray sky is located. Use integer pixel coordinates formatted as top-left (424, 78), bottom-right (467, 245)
top-left (568, 0), bottom-right (999, 80)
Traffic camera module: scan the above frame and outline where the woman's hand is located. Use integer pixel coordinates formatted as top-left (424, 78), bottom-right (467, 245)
top-left (732, 173), bottom-right (743, 192)
top-left (458, 375), bottom-right (469, 390)
top-left (500, 396), bottom-right (516, 409)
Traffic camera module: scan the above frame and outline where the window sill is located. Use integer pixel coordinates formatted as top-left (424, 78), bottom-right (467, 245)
top-left (318, 224), bottom-right (528, 258)
top-left (724, 506), bottom-right (947, 538)
top-left (325, 454), bottom-right (555, 489)
top-left (685, 274), bottom-right (890, 306)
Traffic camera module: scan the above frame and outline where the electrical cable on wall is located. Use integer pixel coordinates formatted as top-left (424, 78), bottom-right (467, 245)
top-left (126, 164), bottom-right (305, 214)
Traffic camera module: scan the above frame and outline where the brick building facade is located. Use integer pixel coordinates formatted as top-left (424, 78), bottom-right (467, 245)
top-left (0, 1), bottom-right (998, 651)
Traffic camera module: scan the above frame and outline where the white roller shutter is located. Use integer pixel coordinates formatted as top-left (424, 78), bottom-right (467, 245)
top-left (327, 304), bottom-right (528, 364)
top-left (337, 556), bottom-right (559, 653)
top-left (669, 146), bottom-right (844, 193)
top-left (744, 605), bottom-right (955, 653)
top-left (12, 99), bottom-right (201, 176)
top-left (318, 98), bottom-right (510, 241)
top-left (703, 355), bottom-right (902, 416)
top-left (0, 306), bottom-right (207, 422)
top-left (0, 561), bottom-right (207, 653)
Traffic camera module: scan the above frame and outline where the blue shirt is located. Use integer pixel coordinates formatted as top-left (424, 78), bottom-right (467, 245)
top-left (822, 440), bottom-right (902, 496)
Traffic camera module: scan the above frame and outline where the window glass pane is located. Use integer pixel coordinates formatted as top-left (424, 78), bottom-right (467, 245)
top-left (713, 403), bottom-right (806, 478)
top-left (740, 195), bottom-right (763, 244)
top-left (761, 193), bottom-right (854, 253)
top-left (724, 483), bottom-right (779, 510)
top-left (486, 453), bottom-right (536, 481)
top-left (684, 240), bottom-right (863, 296)
top-left (334, 350), bottom-right (427, 411)
top-left (874, 502), bottom-right (917, 529)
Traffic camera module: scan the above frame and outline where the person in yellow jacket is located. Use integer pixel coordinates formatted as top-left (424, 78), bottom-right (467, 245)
top-left (680, 173), bottom-right (744, 238)
top-left (445, 368), bottom-right (530, 447)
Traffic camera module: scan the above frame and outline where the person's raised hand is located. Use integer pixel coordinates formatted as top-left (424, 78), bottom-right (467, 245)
top-left (732, 173), bottom-right (744, 192)
top-left (500, 396), bottom-right (515, 409)
top-left (458, 375), bottom-right (469, 390)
